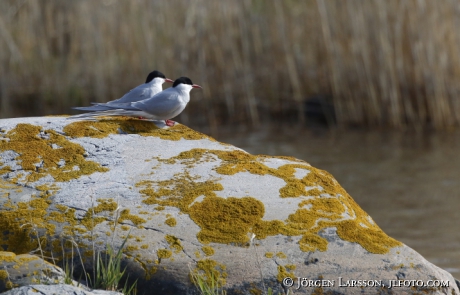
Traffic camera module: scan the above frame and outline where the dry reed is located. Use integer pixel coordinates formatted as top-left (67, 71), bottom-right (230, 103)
top-left (1, 0), bottom-right (460, 130)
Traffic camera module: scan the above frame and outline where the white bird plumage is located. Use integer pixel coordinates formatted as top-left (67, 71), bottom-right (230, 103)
top-left (73, 70), bottom-right (173, 112)
top-left (69, 77), bottom-right (202, 126)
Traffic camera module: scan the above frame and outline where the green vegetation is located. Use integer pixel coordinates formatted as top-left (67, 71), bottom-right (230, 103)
top-left (0, 184), bottom-right (137, 294)
top-left (189, 262), bottom-right (227, 295)
top-left (90, 239), bottom-right (137, 294)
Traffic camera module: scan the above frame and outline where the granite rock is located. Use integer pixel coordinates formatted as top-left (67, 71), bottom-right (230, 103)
top-left (0, 117), bottom-right (458, 295)
top-left (0, 284), bottom-right (122, 295)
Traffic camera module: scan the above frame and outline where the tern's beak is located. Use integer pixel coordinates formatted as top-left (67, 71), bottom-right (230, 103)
top-left (165, 78), bottom-right (174, 83)
top-left (192, 84), bottom-right (202, 89)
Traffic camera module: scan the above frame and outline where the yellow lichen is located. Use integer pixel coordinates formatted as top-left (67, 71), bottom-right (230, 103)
top-left (17, 255), bottom-right (40, 263)
top-left (277, 265), bottom-right (296, 282)
top-left (165, 235), bottom-right (183, 253)
top-left (145, 266), bottom-right (157, 280)
top-left (137, 148), bottom-right (401, 254)
top-left (201, 246), bottom-right (215, 256)
top-left (80, 199), bottom-right (118, 231)
top-left (0, 252), bottom-right (16, 262)
top-left (0, 269), bottom-right (8, 280)
top-left (91, 198), bottom-right (118, 214)
top-left (152, 124), bottom-right (217, 141)
top-left (140, 175), bottom-right (223, 212)
top-left (157, 249), bottom-right (172, 259)
top-left (63, 119), bottom-right (215, 141)
top-left (119, 209), bottom-right (146, 227)
top-left (1, 190), bottom-right (125, 258)
top-left (285, 264), bottom-right (296, 270)
top-left (0, 195), bottom-right (54, 253)
top-left (125, 245), bottom-right (139, 252)
top-left (0, 123), bottom-right (108, 182)
top-left (0, 252), bottom-right (54, 290)
top-left (265, 252), bottom-right (274, 258)
top-left (3, 122), bottom-right (391, 261)
top-left (275, 252), bottom-right (287, 259)
top-left (5, 281), bottom-right (14, 289)
top-left (190, 196), bottom-right (269, 245)
top-left (165, 217), bottom-right (177, 227)
top-left (64, 119), bottom-right (156, 138)
top-left (0, 165), bottom-right (12, 176)
top-left (0, 179), bottom-right (20, 192)
top-left (165, 149), bottom-right (332, 199)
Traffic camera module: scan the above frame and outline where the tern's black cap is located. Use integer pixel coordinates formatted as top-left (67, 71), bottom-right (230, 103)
top-left (145, 70), bottom-right (166, 83)
top-left (172, 77), bottom-right (193, 87)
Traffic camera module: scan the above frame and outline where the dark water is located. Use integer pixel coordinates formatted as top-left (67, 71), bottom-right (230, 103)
top-left (212, 124), bottom-right (460, 278)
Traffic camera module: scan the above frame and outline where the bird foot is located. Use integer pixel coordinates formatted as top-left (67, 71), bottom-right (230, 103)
top-left (165, 120), bottom-right (175, 127)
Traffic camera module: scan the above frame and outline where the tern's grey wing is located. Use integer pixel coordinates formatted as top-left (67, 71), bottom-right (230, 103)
top-left (133, 93), bottom-right (182, 118)
top-left (108, 85), bottom-right (150, 104)
top-left (96, 102), bottom-right (140, 111)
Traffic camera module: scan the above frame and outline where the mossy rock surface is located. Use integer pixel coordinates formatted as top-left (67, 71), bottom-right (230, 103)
top-left (0, 117), bottom-right (457, 295)
top-left (0, 251), bottom-right (70, 292)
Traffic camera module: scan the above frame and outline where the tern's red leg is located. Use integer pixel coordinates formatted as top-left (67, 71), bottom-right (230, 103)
top-left (138, 116), bottom-right (146, 119)
top-left (165, 120), bottom-right (175, 126)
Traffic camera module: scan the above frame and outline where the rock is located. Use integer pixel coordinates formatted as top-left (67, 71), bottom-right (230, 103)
top-left (0, 284), bottom-right (122, 295)
top-left (0, 251), bottom-right (71, 293)
top-left (0, 117), bottom-right (458, 295)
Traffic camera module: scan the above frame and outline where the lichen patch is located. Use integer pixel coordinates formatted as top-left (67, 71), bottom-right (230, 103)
top-left (165, 217), bottom-right (177, 227)
top-left (165, 235), bottom-right (183, 253)
top-left (64, 119), bottom-right (215, 141)
top-left (0, 123), bottom-right (108, 182)
top-left (157, 249), bottom-right (172, 260)
top-left (277, 265), bottom-right (296, 282)
top-left (190, 196), bottom-right (268, 244)
top-left (137, 148), bottom-right (401, 254)
top-left (0, 192), bottom-right (56, 253)
top-left (119, 209), bottom-right (146, 227)
top-left (0, 179), bottom-right (22, 197)
top-left (201, 246), bottom-right (215, 256)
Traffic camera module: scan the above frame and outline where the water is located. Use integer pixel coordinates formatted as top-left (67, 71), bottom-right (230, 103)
top-left (211, 124), bottom-right (460, 278)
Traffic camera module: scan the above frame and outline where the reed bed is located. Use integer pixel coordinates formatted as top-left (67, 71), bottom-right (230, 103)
top-left (1, 0), bottom-right (460, 130)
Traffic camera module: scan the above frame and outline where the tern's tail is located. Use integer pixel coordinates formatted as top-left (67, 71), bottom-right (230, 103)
top-left (72, 105), bottom-right (113, 112)
top-left (67, 109), bottom-right (143, 120)
top-left (73, 102), bottom-right (136, 112)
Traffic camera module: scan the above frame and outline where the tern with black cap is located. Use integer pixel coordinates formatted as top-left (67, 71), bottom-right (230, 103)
top-left (73, 70), bottom-right (173, 112)
top-left (70, 77), bottom-right (202, 126)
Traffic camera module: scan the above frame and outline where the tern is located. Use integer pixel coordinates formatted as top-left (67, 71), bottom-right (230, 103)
top-left (69, 77), bottom-right (202, 126)
top-left (73, 70), bottom-right (173, 112)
